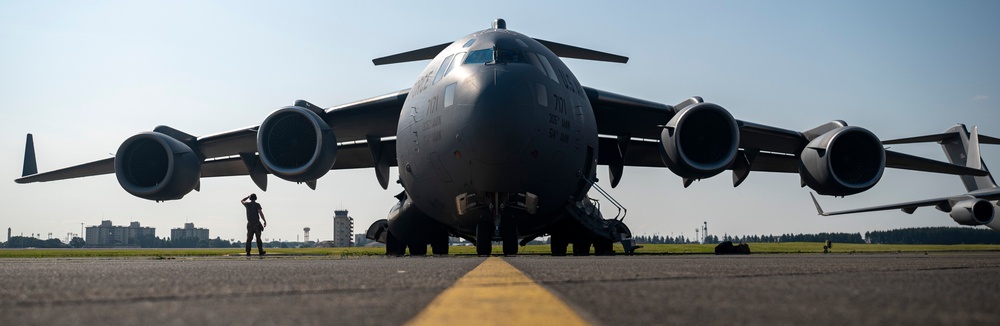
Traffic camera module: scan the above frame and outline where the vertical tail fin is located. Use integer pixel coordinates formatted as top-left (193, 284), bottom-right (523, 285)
top-left (22, 134), bottom-right (37, 177)
top-left (940, 124), bottom-right (997, 191)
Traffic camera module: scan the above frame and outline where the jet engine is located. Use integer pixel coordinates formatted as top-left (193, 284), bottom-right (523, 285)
top-left (115, 132), bottom-right (201, 201)
top-left (947, 199), bottom-right (995, 226)
top-left (257, 106), bottom-right (338, 183)
top-left (659, 102), bottom-right (740, 179)
top-left (799, 126), bottom-right (885, 196)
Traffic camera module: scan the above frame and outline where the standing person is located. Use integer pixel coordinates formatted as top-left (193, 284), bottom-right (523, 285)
top-left (242, 194), bottom-right (267, 258)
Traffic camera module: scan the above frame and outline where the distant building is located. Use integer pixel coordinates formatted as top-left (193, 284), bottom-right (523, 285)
top-left (171, 223), bottom-right (209, 241)
top-left (333, 210), bottom-right (354, 247)
top-left (85, 220), bottom-right (155, 247)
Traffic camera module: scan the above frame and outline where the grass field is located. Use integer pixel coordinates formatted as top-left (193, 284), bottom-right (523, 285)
top-left (2, 242), bottom-right (999, 258)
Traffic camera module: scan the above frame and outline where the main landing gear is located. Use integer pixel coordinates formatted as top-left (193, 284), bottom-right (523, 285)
top-left (549, 198), bottom-right (640, 256)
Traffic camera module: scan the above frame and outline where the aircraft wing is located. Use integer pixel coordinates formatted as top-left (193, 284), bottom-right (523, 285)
top-left (17, 89), bottom-right (408, 186)
top-left (585, 86), bottom-right (988, 187)
top-left (809, 190), bottom-right (1000, 216)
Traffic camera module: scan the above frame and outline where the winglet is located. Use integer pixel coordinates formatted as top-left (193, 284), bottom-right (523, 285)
top-left (22, 134), bottom-right (37, 177)
top-left (809, 192), bottom-right (830, 216)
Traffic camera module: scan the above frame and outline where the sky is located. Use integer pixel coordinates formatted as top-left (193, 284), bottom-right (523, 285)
top-left (1, 1), bottom-right (998, 244)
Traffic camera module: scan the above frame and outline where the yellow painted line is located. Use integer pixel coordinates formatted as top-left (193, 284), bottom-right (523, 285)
top-left (405, 257), bottom-right (590, 326)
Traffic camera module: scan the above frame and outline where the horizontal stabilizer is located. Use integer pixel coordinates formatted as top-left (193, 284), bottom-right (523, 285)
top-left (372, 42), bottom-right (451, 66)
top-left (534, 38), bottom-right (629, 63)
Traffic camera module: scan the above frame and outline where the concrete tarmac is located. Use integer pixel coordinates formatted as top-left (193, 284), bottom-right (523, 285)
top-left (2, 252), bottom-right (999, 325)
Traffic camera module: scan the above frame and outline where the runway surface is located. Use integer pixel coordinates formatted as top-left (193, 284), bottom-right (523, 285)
top-left (2, 252), bottom-right (999, 325)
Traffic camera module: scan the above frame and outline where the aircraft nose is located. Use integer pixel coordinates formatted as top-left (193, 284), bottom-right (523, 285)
top-left (458, 68), bottom-right (536, 165)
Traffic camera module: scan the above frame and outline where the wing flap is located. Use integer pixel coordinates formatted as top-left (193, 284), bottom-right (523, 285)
top-left (748, 152), bottom-right (799, 173)
top-left (596, 138), bottom-right (662, 167)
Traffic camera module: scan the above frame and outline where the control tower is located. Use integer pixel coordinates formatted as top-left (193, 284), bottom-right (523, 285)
top-left (333, 210), bottom-right (354, 247)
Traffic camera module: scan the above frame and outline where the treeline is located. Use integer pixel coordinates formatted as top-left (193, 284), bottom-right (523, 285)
top-left (634, 234), bottom-right (721, 244)
top-left (723, 233), bottom-right (865, 244)
top-left (634, 233), bottom-right (863, 244)
top-left (2, 236), bottom-right (75, 248)
top-left (637, 227), bottom-right (1000, 245)
top-left (129, 234), bottom-right (241, 248)
top-left (866, 227), bottom-right (1000, 244)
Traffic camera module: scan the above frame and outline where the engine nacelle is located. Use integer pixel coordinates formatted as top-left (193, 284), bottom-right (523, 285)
top-left (948, 199), bottom-right (995, 226)
top-left (799, 126), bottom-right (885, 196)
top-left (659, 103), bottom-right (739, 179)
top-left (115, 132), bottom-right (201, 201)
top-left (257, 106), bottom-right (338, 182)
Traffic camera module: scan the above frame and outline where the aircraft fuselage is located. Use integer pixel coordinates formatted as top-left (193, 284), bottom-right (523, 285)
top-left (395, 27), bottom-right (598, 239)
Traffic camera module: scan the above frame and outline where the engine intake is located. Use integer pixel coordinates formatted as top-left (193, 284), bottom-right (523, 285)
top-left (659, 102), bottom-right (739, 179)
top-left (799, 126), bottom-right (885, 196)
top-left (948, 199), bottom-right (995, 226)
top-left (257, 106), bottom-right (338, 182)
top-left (115, 132), bottom-right (201, 201)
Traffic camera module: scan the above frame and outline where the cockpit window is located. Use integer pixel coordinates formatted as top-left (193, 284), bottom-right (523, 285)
top-left (525, 52), bottom-right (547, 76)
top-left (432, 54), bottom-right (455, 84)
top-left (464, 48), bottom-right (493, 64)
top-left (463, 39), bottom-right (476, 48)
top-left (537, 55), bottom-right (560, 84)
top-left (495, 49), bottom-right (527, 64)
top-left (465, 47), bottom-right (531, 65)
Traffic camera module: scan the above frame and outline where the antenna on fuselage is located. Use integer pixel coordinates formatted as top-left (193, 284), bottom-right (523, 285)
top-left (493, 18), bottom-right (506, 29)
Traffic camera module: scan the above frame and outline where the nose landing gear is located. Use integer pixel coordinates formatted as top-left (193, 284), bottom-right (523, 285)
top-left (475, 192), bottom-right (521, 256)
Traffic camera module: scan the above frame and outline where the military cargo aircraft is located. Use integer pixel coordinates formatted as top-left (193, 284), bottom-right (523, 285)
top-left (16, 19), bottom-right (988, 256)
top-left (811, 124), bottom-right (1000, 231)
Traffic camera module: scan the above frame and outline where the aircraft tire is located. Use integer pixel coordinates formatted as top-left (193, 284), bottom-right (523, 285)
top-left (572, 240), bottom-right (592, 256)
top-left (594, 239), bottom-right (614, 256)
top-left (431, 233), bottom-right (449, 255)
top-left (500, 217), bottom-right (518, 256)
top-left (476, 220), bottom-right (493, 256)
top-left (386, 230), bottom-right (406, 257)
top-left (550, 234), bottom-right (568, 256)
top-left (408, 243), bottom-right (427, 256)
